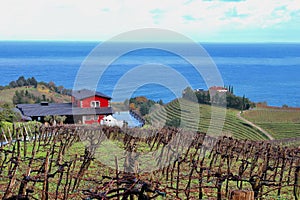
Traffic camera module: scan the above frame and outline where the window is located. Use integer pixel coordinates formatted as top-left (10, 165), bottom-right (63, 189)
top-left (84, 115), bottom-right (98, 121)
top-left (90, 101), bottom-right (100, 108)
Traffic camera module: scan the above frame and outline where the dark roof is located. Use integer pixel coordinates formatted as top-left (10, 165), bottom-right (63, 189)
top-left (16, 103), bottom-right (113, 117)
top-left (72, 89), bottom-right (111, 100)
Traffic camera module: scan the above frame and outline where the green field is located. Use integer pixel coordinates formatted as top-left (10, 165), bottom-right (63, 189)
top-left (242, 108), bottom-right (300, 139)
top-left (147, 99), bottom-right (268, 140)
top-left (0, 85), bottom-right (70, 104)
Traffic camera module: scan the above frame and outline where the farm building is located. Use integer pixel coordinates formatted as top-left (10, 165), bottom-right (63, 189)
top-left (16, 89), bottom-right (113, 124)
top-left (209, 86), bottom-right (228, 97)
top-left (209, 86), bottom-right (228, 93)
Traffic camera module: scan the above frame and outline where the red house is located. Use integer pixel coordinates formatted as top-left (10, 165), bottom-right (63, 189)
top-left (17, 89), bottom-right (113, 125)
top-left (209, 86), bottom-right (228, 97)
top-left (71, 89), bottom-right (112, 124)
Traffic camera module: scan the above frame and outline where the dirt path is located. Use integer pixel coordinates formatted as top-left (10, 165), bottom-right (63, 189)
top-left (237, 111), bottom-right (274, 140)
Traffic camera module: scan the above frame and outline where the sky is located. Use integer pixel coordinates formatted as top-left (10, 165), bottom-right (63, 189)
top-left (0, 0), bottom-right (300, 42)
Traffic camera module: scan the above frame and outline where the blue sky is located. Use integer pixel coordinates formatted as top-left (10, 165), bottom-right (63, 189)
top-left (0, 0), bottom-right (299, 42)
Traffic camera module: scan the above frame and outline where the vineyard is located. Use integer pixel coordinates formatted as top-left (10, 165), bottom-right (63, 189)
top-left (148, 99), bottom-right (268, 140)
top-left (1, 124), bottom-right (300, 199)
top-left (243, 108), bottom-right (300, 139)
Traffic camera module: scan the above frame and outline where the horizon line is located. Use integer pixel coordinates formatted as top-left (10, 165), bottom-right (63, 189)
top-left (1, 39), bottom-right (300, 44)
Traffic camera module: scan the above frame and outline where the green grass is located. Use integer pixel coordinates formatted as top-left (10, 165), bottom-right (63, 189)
top-left (242, 108), bottom-right (300, 139)
top-left (147, 99), bottom-right (268, 140)
top-left (0, 85), bottom-right (70, 104)
top-left (0, 87), bottom-right (26, 104)
top-left (242, 109), bottom-right (300, 123)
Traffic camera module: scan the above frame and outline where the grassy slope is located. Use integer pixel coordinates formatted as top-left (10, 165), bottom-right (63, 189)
top-left (242, 108), bottom-right (300, 139)
top-left (111, 102), bottom-right (129, 112)
top-left (0, 84), bottom-right (70, 104)
top-left (148, 99), bottom-right (268, 140)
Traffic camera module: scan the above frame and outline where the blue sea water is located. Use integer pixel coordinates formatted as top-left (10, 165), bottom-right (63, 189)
top-left (0, 41), bottom-right (299, 107)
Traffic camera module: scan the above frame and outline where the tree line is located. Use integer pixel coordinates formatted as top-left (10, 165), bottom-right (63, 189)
top-left (127, 96), bottom-right (163, 116)
top-left (0, 76), bottom-right (38, 89)
top-left (182, 86), bottom-right (255, 110)
top-left (0, 76), bottom-right (72, 96)
top-left (39, 80), bottom-right (72, 96)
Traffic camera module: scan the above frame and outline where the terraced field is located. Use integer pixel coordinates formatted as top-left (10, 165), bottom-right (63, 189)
top-left (148, 99), bottom-right (268, 140)
top-left (242, 108), bottom-right (300, 139)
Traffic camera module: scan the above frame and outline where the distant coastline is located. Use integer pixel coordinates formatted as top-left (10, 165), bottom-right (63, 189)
top-left (0, 42), bottom-right (299, 107)
top-left (2, 77), bottom-right (300, 110)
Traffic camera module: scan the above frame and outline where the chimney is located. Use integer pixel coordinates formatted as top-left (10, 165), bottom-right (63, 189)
top-left (40, 102), bottom-right (49, 106)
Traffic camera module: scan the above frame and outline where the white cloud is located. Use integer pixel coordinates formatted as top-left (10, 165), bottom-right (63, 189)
top-left (0, 0), bottom-right (299, 41)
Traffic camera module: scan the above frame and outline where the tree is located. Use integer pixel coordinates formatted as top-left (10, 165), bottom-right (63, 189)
top-left (230, 86), bottom-right (234, 94)
top-left (196, 91), bottom-right (209, 104)
top-left (16, 76), bottom-right (27, 87)
top-left (13, 91), bottom-right (22, 104)
top-left (44, 115), bottom-right (52, 123)
top-left (158, 99), bottom-right (164, 105)
top-left (35, 96), bottom-right (41, 103)
top-left (27, 77), bottom-right (38, 88)
top-left (12, 89), bottom-right (43, 104)
top-left (241, 95), bottom-right (245, 113)
top-left (48, 81), bottom-right (56, 91)
top-left (166, 117), bottom-right (181, 128)
top-left (55, 115), bottom-right (67, 125)
top-left (182, 87), bottom-right (197, 102)
top-left (0, 103), bottom-right (21, 123)
top-left (135, 96), bottom-right (148, 103)
top-left (205, 92), bottom-right (210, 104)
top-left (57, 86), bottom-right (64, 94)
top-left (62, 88), bottom-right (72, 95)
top-left (9, 81), bottom-right (18, 88)
top-left (140, 103), bottom-right (150, 116)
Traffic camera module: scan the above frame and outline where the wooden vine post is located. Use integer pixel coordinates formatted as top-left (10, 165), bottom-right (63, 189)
top-left (229, 190), bottom-right (254, 200)
top-left (294, 161), bottom-right (300, 200)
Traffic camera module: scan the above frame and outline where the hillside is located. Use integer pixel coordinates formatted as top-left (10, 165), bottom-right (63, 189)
top-left (147, 98), bottom-right (268, 140)
top-left (0, 84), bottom-right (71, 104)
top-left (111, 102), bottom-right (129, 112)
top-left (242, 107), bottom-right (300, 139)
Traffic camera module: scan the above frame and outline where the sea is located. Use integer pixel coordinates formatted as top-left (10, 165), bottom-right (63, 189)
top-left (0, 41), bottom-right (299, 107)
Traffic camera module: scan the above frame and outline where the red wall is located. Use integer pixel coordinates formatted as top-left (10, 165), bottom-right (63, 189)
top-left (84, 115), bottom-right (105, 125)
top-left (80, 96), bottom-right (109, 108)
top-left (71, 95), bottom-right (110, 124)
